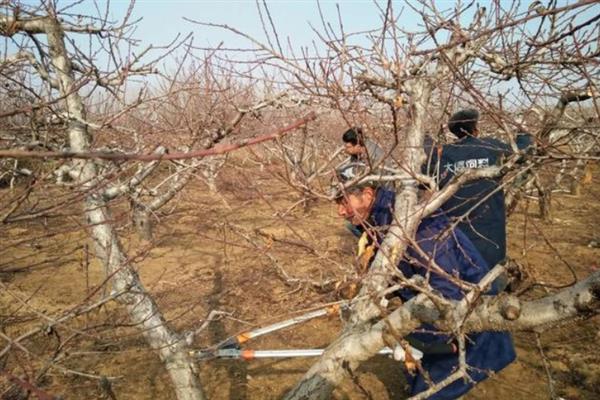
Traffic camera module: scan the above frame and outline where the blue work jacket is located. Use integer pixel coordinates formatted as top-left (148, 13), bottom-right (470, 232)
top-left (425, 136), bottom-right (511, 269)
top-left (423, 134), bottom-right (534, 269)
top-left (369, 188), bottom-right (516, 399)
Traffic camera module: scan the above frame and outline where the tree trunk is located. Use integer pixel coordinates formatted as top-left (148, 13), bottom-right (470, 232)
top-left (44, 15), bottom-right (205, 400)
top-left (134, 207), bottom-right (154, 241)
top-left (285, 80), bottom-right (431, 399)
top-left (569, 160), bottom-right (590, 196)
top-left (539, 190), bottom-right (552, 220)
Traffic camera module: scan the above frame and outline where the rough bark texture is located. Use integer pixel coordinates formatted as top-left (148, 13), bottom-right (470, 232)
top-left (286, 78), bottom-right (432, 400)
top-left (349, 80), bottom-right (431, 325)
top-left (284, 269), bottom-right (600, 400)
top-left (283, 305), bottom-right (421, 400)
top-left (43, 15), bottom-right (205, 400)
top-left (133, 207), bottom-right (155, 241)
top-left (132, 166), bottom-right (197, 239)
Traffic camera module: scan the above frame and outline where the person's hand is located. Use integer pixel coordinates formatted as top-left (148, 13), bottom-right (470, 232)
top-left (393, 344), bottom-right (424, 374)
top-left (357, 232), bottom-right (375, 273)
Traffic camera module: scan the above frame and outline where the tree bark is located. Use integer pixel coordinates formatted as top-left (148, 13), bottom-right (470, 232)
top-left (43, 14), bottom-right (205, 400)
top-left (284, 268), bottom-right (600, 400)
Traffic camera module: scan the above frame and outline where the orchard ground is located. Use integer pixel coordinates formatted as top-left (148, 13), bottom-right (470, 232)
top-left (1, 156), bottom-right (599, 400)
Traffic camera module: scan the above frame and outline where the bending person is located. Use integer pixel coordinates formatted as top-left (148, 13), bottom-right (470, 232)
top-left (332, 163), bottom-right (516, 399)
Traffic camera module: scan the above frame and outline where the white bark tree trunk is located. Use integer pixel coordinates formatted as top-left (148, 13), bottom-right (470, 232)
top-left (43, 15), bottom-right (205, 400)
top-left (285, 80), bottom-right (432, 400)
top-left (284, 268), bottom-right (600, 400)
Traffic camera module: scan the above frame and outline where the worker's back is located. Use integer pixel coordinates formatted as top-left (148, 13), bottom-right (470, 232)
top-left (431, 135), bottom-right (511, 268)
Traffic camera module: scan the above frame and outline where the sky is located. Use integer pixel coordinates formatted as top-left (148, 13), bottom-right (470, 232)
top-left (62, 1), bottom-right (597, 47)
top-left (92, 0), bottom-right (422, 50)
top-left (39, 1), bottom-right (596, 67)
top-left (13, 1), bottom-right (598, 63)
top-left (11, 1), bottom-right (434, 89)
top-left (9, 0), bottom-right (599, 108)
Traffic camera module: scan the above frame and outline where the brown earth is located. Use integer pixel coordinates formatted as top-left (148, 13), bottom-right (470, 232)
top-left (1, 160), bottom-right (599, 400)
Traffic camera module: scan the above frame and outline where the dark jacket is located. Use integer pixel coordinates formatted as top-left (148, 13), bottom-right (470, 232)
top-left (426, 136), bottom-right (513, 268)
top-left (369, 188), bottom-right (516, 399)
top-left (424, 133), bottom-right (535, 269)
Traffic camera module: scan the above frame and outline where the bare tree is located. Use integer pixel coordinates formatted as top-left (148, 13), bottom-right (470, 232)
top-left (192, 1), bottom-right (600, 398)
top-left (2, 1), bottom-right (599, 399)
top-left (0, 3), bottom-right (208, 398)
top-left (0, 2), bottom-right (312, 399)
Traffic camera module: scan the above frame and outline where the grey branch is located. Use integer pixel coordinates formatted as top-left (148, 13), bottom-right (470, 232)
top-left (284, 268), bottom-right (600, 399)
top-left (103, 146), bottom-right (167, 201)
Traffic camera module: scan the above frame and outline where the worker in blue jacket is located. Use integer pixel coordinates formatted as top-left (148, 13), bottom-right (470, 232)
top-left (425, 109), bottom-right (534, 270)
top-left (333, 163), bottom-right (516, 399)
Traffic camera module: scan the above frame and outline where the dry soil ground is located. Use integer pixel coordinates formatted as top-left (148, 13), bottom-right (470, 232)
top-left (1, 161), bottom-right (599, 400)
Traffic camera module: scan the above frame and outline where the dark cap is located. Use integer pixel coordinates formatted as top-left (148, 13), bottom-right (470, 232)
top-left (448, 109), bottom-right (479, 138)
top-left (330, 162), bottom-right (372, 199)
